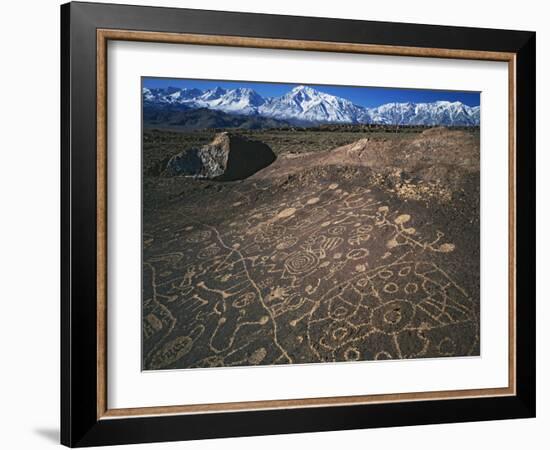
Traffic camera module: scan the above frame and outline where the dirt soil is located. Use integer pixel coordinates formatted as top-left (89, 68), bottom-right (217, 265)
top-left (142, 127), bottom-right (480, 370)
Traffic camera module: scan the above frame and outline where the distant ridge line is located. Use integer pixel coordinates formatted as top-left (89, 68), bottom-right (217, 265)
top-left (143, 84), bottom-right (480, 126)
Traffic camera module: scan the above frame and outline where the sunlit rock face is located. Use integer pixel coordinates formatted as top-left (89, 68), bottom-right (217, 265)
top-left (163, 132), bottom-right (276, 180)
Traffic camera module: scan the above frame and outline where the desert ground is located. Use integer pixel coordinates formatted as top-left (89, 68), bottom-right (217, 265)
top-left (142, 126), bottom-right (480, 370)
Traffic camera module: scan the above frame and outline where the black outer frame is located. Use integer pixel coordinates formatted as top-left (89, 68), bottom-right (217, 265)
top-left (60, 1), bottom-right (536, 447)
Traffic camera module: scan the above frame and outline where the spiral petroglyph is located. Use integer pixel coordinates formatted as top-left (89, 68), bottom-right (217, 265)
top-left (284, 251), bottom-right (320, 275)
top-left (142, 125), bottom-right (480, 370)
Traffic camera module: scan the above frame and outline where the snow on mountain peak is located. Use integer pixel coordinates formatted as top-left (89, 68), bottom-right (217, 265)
top-left (262, 85), bottom-right (363, 123)
top-left (291, 85), bottom-right (315, 93)
top-left (142, 84), bottom-right (480, 126)
top-left (200, 87), bottom-right (227, 101)
top-left (209, 87), bottom-right (266, 113)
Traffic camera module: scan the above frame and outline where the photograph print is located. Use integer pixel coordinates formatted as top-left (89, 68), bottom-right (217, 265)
top-left (141, 78), bottom-right (481, 371)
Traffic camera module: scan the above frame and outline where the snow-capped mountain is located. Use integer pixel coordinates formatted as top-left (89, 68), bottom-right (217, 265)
top-left (143, 85), bottom-right (480, 126)
top-left (364, 101), bottom-right (480, 126)
top-left (259, 85), bottom-right (364, 123)
top-left (143, 87), bottom-right (203, 103)
top-left (201, 87), bottom-right (265, 115)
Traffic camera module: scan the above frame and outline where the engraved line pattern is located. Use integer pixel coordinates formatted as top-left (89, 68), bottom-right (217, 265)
top-left (143, 176), bottom-right (479, 370)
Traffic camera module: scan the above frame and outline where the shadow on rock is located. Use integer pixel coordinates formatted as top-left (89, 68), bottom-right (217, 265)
top-left (163, 132), bottom-right (276, 181)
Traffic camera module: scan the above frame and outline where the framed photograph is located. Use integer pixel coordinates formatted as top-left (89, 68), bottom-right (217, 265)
top-left (61, 1), bottom-right (536, 447)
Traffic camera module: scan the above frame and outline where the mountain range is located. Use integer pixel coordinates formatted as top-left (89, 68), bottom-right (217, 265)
top-left (143, 84), bottom-right (480, 127)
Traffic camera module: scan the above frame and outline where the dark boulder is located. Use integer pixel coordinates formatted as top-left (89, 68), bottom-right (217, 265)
top-left (163, 132), bottom-right (276, 181)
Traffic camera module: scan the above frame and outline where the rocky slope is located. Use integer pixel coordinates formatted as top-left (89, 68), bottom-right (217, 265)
top-left (142, 127), bottom-right (480, 370)
top-left (252, 128), bottom-right (479, 202)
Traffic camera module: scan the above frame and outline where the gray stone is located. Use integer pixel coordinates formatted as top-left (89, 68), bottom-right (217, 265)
top-left (163, 132), bottom-right (276, 181)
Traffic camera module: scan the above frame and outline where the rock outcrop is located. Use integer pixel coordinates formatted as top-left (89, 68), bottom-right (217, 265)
top-left (163, 132), bottom-right (276, 181)
top-left (252, 128), bottom-right (479, 181)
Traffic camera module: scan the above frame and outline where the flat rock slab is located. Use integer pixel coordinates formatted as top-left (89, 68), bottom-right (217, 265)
top-left (142, 163), bottom-right (479, 370)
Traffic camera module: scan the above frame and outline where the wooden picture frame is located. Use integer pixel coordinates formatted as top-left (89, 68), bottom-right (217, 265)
top-left (61, 1), bottom-right (536, 446)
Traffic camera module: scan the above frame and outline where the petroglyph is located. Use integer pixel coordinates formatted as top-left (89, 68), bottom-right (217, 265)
top-left (143, 160), bottom-right (480, 370)
top-left (141, 124), bottom-right (482, 370)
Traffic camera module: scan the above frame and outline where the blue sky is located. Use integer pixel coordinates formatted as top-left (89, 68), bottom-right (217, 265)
top-left (143, 77), bottom-right (480, 108)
